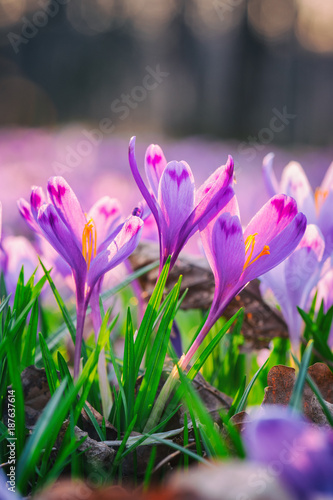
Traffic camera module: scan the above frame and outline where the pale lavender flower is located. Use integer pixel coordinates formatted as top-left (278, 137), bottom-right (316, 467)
top-left (263, 154), bottom-right (333, 259)
top-left (260, 224), bottom-right (325, 350)
top-left (244, 406), bottom-right (333, 500)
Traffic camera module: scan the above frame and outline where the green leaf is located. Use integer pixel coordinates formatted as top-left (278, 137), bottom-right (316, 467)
top-left (134, 257), bottom-right (171, 375)
top-left (292, 353), bottom-right (333, 427)
top-left (39, 333), bottom-right (59, 395)
top-left (235, 357), bottom-right (269, 414)
top-left (38, 259), bottom-right (77, 345)
top-left (289, 340), bottom-right (314, 412)
top-left (21, 299), bottom-right (39, 367)
top-left (134, 276), bottom-right (181, 430)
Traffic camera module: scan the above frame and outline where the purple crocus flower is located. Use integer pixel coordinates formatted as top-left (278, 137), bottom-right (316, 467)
top-left (128, 136), bottom-right (234, 270)
top-left (260, 224), bottom-right (326, 351)
top-left (18, 177), bottom-right (143, 378)
top-left (244, 406), bottom-right (333, 500)
top-left (263, 154), bottom-right (333, 259)
top-left (178, 191), bottom-right (306, 369)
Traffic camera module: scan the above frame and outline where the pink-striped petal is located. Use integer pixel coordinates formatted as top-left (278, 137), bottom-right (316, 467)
top-left (47, 176), bottom-right (87, 245)
top-left (17, 198), bottom-right (40, 233)
top-left (158, 160), bottom-right (195, 256)
top-left (128, 137), bottom-right (159, 224)
top-left (37, 204), bottom-right (86, 281)
top-left (88, 196), bottom-right (122, 246)
top-left (145, 144), bottom-right (167, 198)
top-left (244, 195), bottom-right (300, 259)
top-left (30, 186), bottom-right (46, 221)
top-left (243, 211), bottom-right (307, 283)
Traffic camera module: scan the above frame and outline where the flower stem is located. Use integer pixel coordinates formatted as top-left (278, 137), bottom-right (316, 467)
top-left (74, 300), bottom-right (86, 380)
top-left (144, 320), bottom-right (212, 432)
top-left (90, 287), bottom-right (113, 418)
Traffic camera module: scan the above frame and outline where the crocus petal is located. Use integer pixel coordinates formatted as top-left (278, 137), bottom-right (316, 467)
top-left (158, 160), bottom-right (195, 257)
top-left (199, 186), bottom-right (239, 264)
top-left (30, 186), bottom-right (46, 220)
top-left (47, 176), bottom-right (87, 245)
top-left (259, 261), bottom-right (292, 325)
top-left (206, 212), bottom-right (245, 301)
top-left (280, 161), bottom-right (316, 222)
top-left (17, 198), bottom-right (40, 233)
top-left (88, 215), bottom-right (143, 290)
top-left (262, 153), bottom-right (279, 197)
top-left (317, 190), bottom-right (333, 257)
top-left (128, 137), bottom-right (160, 224)
top-left (244, 406), bottom-right (333, 500)
top-left (243, 212), bottom-right (307, 283)
top-left (88, 196), bottom-right (122, 245)
top-left (244, 195), bottom-right (300, 258)
top-left (189, 156), bottom-right (234, 230)
top-left (320, 161), bottom-right (333, 192)
top-left (285, 225), bottom-right (324, 344)
top-left (37, 204), bottom-right (86, 281)
top-left (145, 144), bottom-right (167, 198)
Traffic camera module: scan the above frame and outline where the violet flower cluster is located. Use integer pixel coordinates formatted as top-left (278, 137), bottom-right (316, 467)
top-left (260, 155), bottom-right (333, 349)
top-left (17, 137), bottom-right (309, 386)
top-left (18, 177), bottom-right (143, 378)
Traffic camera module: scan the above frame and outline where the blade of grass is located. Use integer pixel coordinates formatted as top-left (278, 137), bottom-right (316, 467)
top-left (39, 333), bottom-right (59, 395)
top-left (292, 353), bottom-right (333, 427)
top-left (289, 340), bottom-right (314, 413)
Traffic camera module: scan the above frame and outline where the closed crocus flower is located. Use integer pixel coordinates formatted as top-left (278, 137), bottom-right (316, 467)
top-left (129, 136), bottom-right (234, 271)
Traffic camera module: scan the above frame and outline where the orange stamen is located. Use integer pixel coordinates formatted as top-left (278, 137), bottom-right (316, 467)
top-left (314, 188), bottom-right (328, 215)
top-left (82, 218), bottom-right (97, 270)
top-left (243, 233), bottom-right (270, 271)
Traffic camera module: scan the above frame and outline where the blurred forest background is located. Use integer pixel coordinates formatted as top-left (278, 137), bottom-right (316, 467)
top-left (0, 0), bottom-right (333, 234)
top-left (0, 0), bottom-right (332, 144)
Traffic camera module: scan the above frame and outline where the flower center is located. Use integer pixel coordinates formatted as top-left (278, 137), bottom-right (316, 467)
top-left (82, 218), bottom-right (97, 270)
top-left (243, 233), bottom-right (270, 271)
top-left (314, 188), bottom-right (328, 215)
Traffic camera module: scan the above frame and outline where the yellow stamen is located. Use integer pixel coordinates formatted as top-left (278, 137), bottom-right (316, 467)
top-left (82, 218), bottom-right (97, 270)
top-left (243, 233), bottom-right (270, 271)
top-left (314, 188), bottom-right (328, 215)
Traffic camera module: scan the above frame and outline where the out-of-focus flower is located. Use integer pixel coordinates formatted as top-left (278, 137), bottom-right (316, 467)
top-left (244, 406), bottom-right (333, 500)
top-left (179, 191), bottom-right (306, 370)
top-left (129, 136), bottom-right (234, 270)
top-left (315, 263), bottom-right (333, 347)
top-left (260, 224), bottom-right (325, 351)
top-left (0, 235), bottom-right (39, 298)
top-left (263, 154), bottom-right (333, 259)
top-left (18, 177), bottom-right (143, 379)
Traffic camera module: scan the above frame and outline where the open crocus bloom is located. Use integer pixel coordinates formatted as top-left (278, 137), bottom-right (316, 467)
top-left (244, 406), bottom-right (333, 500)
top-left (18, 177), bottom-right (143, 377)
top-left (260, 224), bottom-right (326, 351)
top-left (179, 191), bottom-right (306, 369)
top-left (263, 154), bottom-right (333, 258)
top-left (129, 136), bottom-right (234, 270)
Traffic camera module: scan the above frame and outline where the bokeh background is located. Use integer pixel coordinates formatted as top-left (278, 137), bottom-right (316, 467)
top-left (0, 0), bottom-right (333, 235)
